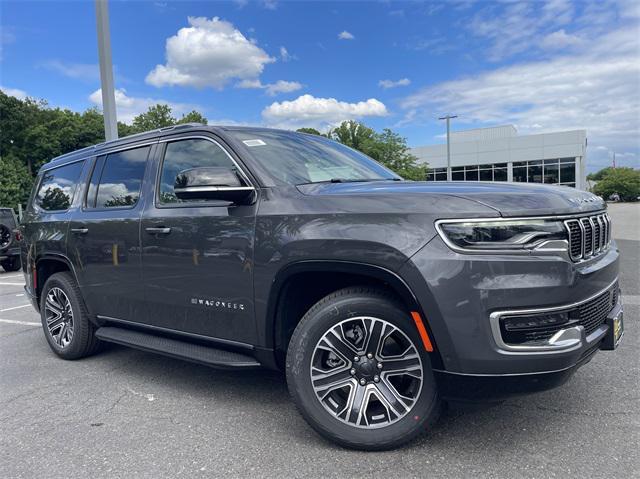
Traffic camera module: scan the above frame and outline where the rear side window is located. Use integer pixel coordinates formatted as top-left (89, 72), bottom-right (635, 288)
top-left (86, 146), bottom-right (150, 209)
top-left (35, 161), bottom-right (84, 211)
top-left (158, 138), bottom-right (238, 205)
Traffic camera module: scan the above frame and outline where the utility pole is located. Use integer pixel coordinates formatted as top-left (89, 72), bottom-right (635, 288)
top-left (95, 0), bottom-right (118, 141)
top-left (438, 114), bottom-right (457, 181)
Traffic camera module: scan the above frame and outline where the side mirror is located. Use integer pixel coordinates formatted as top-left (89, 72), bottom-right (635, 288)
top-left (174, 167), bottom-right (255, 203)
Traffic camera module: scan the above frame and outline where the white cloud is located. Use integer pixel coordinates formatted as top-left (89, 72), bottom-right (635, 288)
top-left (262, 94), bottom-right (388, 130)
top-left (400, 25), bottom-right (640, 170)
top-left (539, 29), bottom-right (583, 50)
top-left (379, 78), bottom-right (411, 89)
top-left (89, 88), bottom-right (201, 124)
top-left (262, 0), bottom-right (278, 10)
top-left (265, 80), bottom-right (303, 96)
top-left (42, 60), bottom-right (100, 81)
top-left (237, 79), bottom-right (303, 96)
top-left (338, 31), bottom-right (355, 40)
top-left (467, 0), bottom-right (576, 61)
top-left (1, 85), bottom-right (28, 100)
top-left (280, 46), bottom-right (294, 62)
top-left (146, 16), bottom-right (275, 89)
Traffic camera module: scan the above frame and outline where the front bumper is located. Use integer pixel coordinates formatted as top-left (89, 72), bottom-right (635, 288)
top-left (400, 234), bottom-right (620, 377)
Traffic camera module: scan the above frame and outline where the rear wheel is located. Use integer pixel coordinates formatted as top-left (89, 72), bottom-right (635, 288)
top-left (1, 256), bottom-right (21, 272)
top-left (286, 287), bottom-right (441, 450)
top-left (40, 272), bottom-right (102, 359)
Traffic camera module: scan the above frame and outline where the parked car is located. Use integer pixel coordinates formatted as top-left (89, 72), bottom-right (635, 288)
top-left (0, 207), bottom-right (21, 272)
top-left (19, 125), bottom-right (623, 450)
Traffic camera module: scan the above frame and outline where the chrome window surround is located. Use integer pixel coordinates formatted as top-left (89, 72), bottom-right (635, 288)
top-left (489, 277), bottom-right (619, 354)
top-left (155, 135), bottom-right (256, 207)
top-left (435, 210), bottom-right (610, 261)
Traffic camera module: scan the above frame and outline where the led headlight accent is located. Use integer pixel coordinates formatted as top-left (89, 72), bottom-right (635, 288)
top-left (438, 219), bottom-right (567, 251)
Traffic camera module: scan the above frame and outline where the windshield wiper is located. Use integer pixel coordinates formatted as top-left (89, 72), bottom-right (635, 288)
top-left (299, 178), bottom-right (402, 185)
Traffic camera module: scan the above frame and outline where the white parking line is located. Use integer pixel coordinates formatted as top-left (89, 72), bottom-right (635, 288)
top-left (0, 274), bottom-right (24, 279)
top-left (0, 282), bottom-right (25, 286)
top-left (0, 318), bottom-right (40, 326)
top-left (0, 304), bottom-right (32, 312)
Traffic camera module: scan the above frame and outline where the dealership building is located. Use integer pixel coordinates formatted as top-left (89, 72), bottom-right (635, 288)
top-left (411, 125), bottom-right (587, 190)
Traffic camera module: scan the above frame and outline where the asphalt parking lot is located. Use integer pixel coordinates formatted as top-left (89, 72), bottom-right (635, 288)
top-left (1, 204), bottom-right (638, 478)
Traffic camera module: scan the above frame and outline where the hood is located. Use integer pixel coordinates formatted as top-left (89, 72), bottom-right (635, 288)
top-left (296, 181), bottom-right (606, 217)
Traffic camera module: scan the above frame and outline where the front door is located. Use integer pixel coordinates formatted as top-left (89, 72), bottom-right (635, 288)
top-left (67, 144), bottom-right (154, 322)
top-left (140, 136), bottom-right (258, 344)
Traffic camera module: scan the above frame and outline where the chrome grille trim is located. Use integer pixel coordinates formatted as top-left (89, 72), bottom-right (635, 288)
top-left (564, 212), bottom-right (611, 262)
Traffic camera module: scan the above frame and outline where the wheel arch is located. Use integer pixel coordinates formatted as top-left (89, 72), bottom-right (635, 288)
top-left (34, 254), bottom-right (78, 305)
top-left (265, 260), bottom-right (443, 370)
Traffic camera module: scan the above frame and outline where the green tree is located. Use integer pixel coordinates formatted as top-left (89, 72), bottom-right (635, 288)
top-left (587, 167), bottom-right (615, 181)
top-left (0, 155), bottom-right (33, 211)
top-left (130, 104), bottom-right (208, 133)
top-left (367, 128), bottom-right (427, 180)
top-left (131, 104), bottom-right (175, 132)
top-left (326, 120), bottom-right (427, 180)
top-left (592, 167), bottom-right (640, 201)
top-left (296, 127), bottom-right (324, 136)
top-left (177, 110), bottom-right (208, 125)
top-left (329, 120), bottom-right (377, 154)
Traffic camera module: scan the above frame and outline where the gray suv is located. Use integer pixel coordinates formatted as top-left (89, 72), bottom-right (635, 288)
top-left (19, 125), bottom-right (623, 449)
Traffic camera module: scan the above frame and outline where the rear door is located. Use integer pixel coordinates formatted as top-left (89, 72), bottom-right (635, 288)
top-left (67, 143), bottom-right (155, 321)
top-left (140, 135), bottom-right (258, 344)
top-left (20, 159), bottom-right (86, 294)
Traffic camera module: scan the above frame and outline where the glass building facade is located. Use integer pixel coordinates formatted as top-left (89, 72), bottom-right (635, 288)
top-left (413, 127), bottom-right (587, 189)
top-left (426, 158), bottom-right (577, 187)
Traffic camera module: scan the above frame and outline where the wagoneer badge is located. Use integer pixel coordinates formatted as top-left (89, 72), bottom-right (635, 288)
top-left (190, 297), bottom-right (245, 311)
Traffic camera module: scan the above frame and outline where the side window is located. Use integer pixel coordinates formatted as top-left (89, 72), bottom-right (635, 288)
top-left (87, 146), bottom-right (150, 209)
top-left (35, 161), bottom-right (84, 211)
top-left (158, 138), bottom-right (238, 204)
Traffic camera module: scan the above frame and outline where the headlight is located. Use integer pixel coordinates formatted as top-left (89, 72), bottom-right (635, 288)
top-left (437, 219), bottom-right (567, 252)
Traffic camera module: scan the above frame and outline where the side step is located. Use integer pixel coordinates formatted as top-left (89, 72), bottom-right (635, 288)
top-left (95, 327), bottom-right (261, 369)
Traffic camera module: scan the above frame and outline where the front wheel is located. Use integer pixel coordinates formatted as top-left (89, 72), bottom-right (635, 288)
top-left (286, 287), bottom-right (441, 450)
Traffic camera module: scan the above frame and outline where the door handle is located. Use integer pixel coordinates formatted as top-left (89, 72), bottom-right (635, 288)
top-left (70, 228), bottom-right (88, 234)
top-left (145, 227), bottom-right (171, 235)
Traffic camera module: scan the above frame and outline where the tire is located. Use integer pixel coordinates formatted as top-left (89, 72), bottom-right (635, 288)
top-left (1, 256), bottom-right (21, 272)
top-left (40, 272), bottom-right (102, 360)
top-left (286, 287), bottom-right (441, 450)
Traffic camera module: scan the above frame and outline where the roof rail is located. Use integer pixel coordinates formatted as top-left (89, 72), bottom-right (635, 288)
top-left (96, 122), bottom-right (206, 148)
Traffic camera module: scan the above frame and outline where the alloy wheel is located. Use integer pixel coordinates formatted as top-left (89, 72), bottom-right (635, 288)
top-left (45, 287), bottom-right (74, 348)
top-left (310, 317), bottom-right (423, 428)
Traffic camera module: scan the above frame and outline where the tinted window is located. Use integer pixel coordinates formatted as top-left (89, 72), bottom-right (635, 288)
top-left (35, 161), bottom-right (84, 211)
top-left (91, 146), bottom-right (149, 208)
top-left (158, 139), bottom-right (237, 204)
top-left (228, 129), bottom-right (400, 185)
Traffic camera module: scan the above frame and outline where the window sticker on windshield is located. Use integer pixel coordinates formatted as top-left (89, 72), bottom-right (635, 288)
top-left (243, 139), bottom-right (267, 147)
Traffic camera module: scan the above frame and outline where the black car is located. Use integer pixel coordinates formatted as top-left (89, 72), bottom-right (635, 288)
top-left (0, 207), bottom-right (21, 272)
top-left (19, 125), bottom-right (623, 450)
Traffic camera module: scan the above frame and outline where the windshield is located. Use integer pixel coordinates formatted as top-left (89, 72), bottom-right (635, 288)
top-left (228, 129), bottom-right (402, 186)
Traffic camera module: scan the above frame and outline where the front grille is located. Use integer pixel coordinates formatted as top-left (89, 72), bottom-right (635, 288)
top-left (500, 281), bottom-right (619, 345)
top-left (564, 213), bottom-right (611, 261)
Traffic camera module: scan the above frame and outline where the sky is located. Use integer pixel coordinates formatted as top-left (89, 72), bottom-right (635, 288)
top-left (1, 0), bottom-right (639, 172)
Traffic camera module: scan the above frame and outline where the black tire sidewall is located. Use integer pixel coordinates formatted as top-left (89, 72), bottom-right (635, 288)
top-left (286, 290), bottom-right (440, 450)
top-left (1, 256), bottom-right (21, 272)
top-left (40, 272), bottom-right (93, 359)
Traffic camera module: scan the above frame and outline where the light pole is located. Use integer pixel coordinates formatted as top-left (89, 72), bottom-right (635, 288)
top-left (95, 0), bottom-right (118, 141)
top-left (438, 114), bottom-right (457, 181)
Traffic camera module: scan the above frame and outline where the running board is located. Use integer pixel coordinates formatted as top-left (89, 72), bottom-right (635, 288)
top-left (95, 327), bottom-right (261, 369)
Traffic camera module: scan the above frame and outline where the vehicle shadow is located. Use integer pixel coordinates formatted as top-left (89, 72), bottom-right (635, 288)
top-left (93, 342), bottom-right (614, 456)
